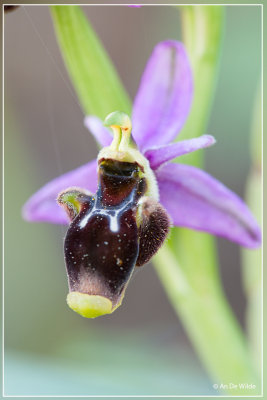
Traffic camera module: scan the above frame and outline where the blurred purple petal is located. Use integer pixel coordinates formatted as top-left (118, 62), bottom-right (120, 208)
top-left (84, 116), bottom-right (112, 147)
top-left (145, 135), bottom-right (215, 170)
top-left (156, 163), bottom-right (261, 248)
top-left (132, 40), bottom-right (193, 151)
top-left (23, 160), bottom-right (98, 225)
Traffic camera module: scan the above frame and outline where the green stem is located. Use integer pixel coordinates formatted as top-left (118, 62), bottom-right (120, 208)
top-left (178, 5), bottom-right (224, 167)
top-left (154, 6), bottom-right (260, 394)
top-left (154, 247), bottom-right (259, 395)
top-left (242, 85), bottom-right (262, 374)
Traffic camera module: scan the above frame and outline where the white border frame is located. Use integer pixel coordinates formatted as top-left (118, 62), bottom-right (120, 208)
top-left (2, 3), bottom-right (264, 398)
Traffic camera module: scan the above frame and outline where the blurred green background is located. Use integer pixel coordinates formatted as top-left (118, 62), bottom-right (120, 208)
top-left (4, 5), bottom-right (261, 396)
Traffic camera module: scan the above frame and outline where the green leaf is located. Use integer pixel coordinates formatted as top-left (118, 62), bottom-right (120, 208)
top-left (50, 6), bottom-right (131, 119)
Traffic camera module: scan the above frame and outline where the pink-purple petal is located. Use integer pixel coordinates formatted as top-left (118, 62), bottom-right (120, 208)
top-left (156, 163), bottom-right (261, 248)
top-left (22, 160), bottom-right (98, 225)
top-left (145, 135), bottom-right (215, 170)
top-left (132, 40), bottom-right (193, 152)
top-left (84, 116), bottom-right (113, 147)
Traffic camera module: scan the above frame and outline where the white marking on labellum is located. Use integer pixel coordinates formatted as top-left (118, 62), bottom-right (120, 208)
top-left (109, 215), bottom-right (119, 232)
top-left (78, 206), bottom-right (120, 233)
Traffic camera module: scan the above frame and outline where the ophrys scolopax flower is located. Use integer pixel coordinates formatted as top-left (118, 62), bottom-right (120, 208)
top-left (23, 41), bottom-right (261, 318)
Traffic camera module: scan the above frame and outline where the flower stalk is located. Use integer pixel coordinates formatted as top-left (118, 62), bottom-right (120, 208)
top-left (154, 247), bottom-right (259, 394)
top-left (242, 85), bottom-right (262, 374)
top-left (179, 5), bottom-right (224, 165)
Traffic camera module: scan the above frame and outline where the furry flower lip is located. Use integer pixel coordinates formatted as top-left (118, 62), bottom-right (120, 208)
top-left (23, 40), bottom-right (261, 318)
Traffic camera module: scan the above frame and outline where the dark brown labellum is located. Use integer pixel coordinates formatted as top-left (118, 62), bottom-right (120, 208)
top-left (59, 158), bottom-right (170, 311)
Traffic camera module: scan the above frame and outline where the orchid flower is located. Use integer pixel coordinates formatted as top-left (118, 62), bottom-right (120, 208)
top-left (23, 40), bottom-right (261, 318)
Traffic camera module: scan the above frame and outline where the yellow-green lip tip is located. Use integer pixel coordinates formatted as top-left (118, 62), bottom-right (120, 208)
top-left (67, 292), bottom-right (113, 318)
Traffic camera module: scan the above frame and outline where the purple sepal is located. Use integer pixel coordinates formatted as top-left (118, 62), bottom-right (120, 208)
top-left (145, 135), bottom-right (215, 170)
top-left (22, 160), bottom-right (98, 225)
top-left (156, 163), bottom-right (261, 248)
top-left (84, 116), bottom-right (112, 147)
top-left (132, 40), bottom-right (193, 152)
